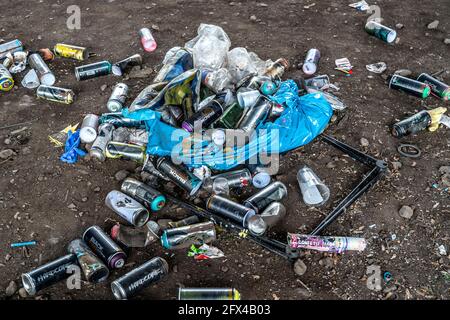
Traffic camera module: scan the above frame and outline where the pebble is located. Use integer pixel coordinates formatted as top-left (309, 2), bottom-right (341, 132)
top-left (100, 84), bottom-right (107, 91)
top-left (394, 69), bottom-right (412, 77)
top-left (326, 161), bottom-right (336, 169)
top-left (4, 138), bottom-right (11, 145)
top-left (439, 166), bottom-right (450, 175)
top-left (93, 186), bottom-right (101, 192)
top-left (391, 161), bottom-right (402, 170)
top-left (444, 38), bottom-right (450, 45)
top-left (221, 266), bottom-right (229, 273)
top-left (18, 287), bottom-right (28, 298)
top-left (427, 20), bottom-right (439, 29)
top-left (360, 138), bottom-right (369, 147)
top-left (293, 259), bottom-right (307, 276)
top-left (256, 2), bottom-right (268, 7)
top-left (67, 203), bottom-right (77, 210)
top-left (114, 169), bottom-right (129, 182)
top-left (0, 149), bottom-right (16, 159)
top-left (151, 24), bottom-right (160, 31)
top-left (399, 205), bottom-right (414, 219)
top-left (395, 23), bottom-right (404, 29)
top-left (319, 257), bottom-right (334, 268)
top-left (5, 280), bottom-right (17, 297)
top-left (173, 265), bottom-right (178, 273)
top-left (249, 15), bottom-right (257, 22)
top-left (22, 147), bottom-right (31, 155)
top-left (5, 254), bottom-right (12, 261)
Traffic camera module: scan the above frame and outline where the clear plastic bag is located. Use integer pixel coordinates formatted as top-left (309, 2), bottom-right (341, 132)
top-left (226, 47), bottom-right (257, 83)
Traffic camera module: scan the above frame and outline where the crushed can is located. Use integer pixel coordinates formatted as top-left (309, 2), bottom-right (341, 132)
top-left (161, 221), bottom-right (216, 250)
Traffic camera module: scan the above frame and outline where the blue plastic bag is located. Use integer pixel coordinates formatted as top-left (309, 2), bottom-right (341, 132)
top-left (60, 130), bottom-right (87, 164)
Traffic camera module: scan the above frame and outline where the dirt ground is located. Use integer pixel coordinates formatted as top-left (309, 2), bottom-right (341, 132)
top-left (0, 0), bottom-right (449, 300)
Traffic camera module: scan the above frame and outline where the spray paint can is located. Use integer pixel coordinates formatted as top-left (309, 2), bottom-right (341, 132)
top-left (156, 157), bottom-right (203, 196)
top-left (79, 114), bottom-right (99, 144)
top-left (182, 98), bottom-right (225, 132)
top-left (75, 61), bottom-right (112, 81)
top-left (260, 80), bottom-right (278, 95)
top-left (365, 20), bottom-right (397, 43)
top-left (105, 142), bottom-right (146, 162)
top-left (82, 225), bottom-right (127, 269)
top-left (107, 83), bottom-right (129, 112)
top-left (238, 97), bottom-right (271, 133)
top-left (391, 110), bottom-right (432, 137)
top-left (161, 221), bottom-right (216, 250)
top-left (36, 85), bottom-right (74, 104)
top-left (168, 215), bottom-right (200, 228)
top-left (214, 102), bottom-right (244, 129)
top-left (53, 43), bottom-right (88, 61)
top-left (388, 74), bottom-right (431, 98)
top-left (417, 73), bottom-right (450, 101)
top-left (211, 169), bottom-right (252, 189)
top-left (67, 239), bottom-right (109, 283)
top-left (248, 164), bottom-right (272, 189)
top-left (0, 39), bottom-right (23, 60)
top-left (112, 54), bottom-right (143, 76)
top-left (138, 27), bottom-right (158, 52)
top-left (244, 181), bottom-right (288, 213)
top-left (90, 123), bottom-right (114, 161)
top-left (111, 257), bottom-right (168, 300)
top-left (0, 64), bottom-right (14, 92)
top-left (178, 288), bottom-right (241, 300)
top-left (21, 254), bottom-right (78, 296)
top-left (287, 234), bottom-right (367, 253)
top-left (28, 53), bottom-right (56, 86)
top-left (302, 49), bottom-right (320, 76)
top-left (105, 190), bottom-right (150, 227)
top-left (121, 178), bottom-right (166, 211)
top-left (264, 58), bottom-right (289, 79)
top-left (206, 195), bottom-right (256, 228)
top-left (99, 113), bottom-right (146, 128)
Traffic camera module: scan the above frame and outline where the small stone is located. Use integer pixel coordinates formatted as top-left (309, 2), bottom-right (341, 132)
top-left (319, 257), bottom-right (334, 268)
top-left (252, 275), bottom-right (261, 280)
top-left (391, 161), bottom-right (402, 170)
top-left (395, 23), bottom-right (404, 29)
top-left (444, 38), bottom-right (450, 45)
top-left (0, 149), bottom-right (16, 159)
top-left (249, 15), bottom-right (257, 22)
top-left (221, 266), bottom-right (229, 273)
top-left (427, 20), bottom-right (439, 29)
top-left (326, 161), bottom-right (336, 169)
top-left (399, 205), bottom-right (414, 219)
top-left (293, 259), bottom-right (307, 276)
top-left (360, 138), bottom-right (369, 147)
top-left (5, 280), bottom-right (17, 297)
top-left (439, 166), bottom-right (450, 174)
top-left (114, 170), bottom-right (129, 182)
top-left (93, 186), bottom-right (101, 192)
top-left (21, 147), bottom-right (31, 155)
top-left (256, 2), bottom-right (268, 7)
top-left (394, 69), bottom-right (412, 77)
top-left (100, 84), bottom-right (107, 91)
top-left (4, 138), bottom-right (11, 145)
top-left (5, 254), bottom-right (12, 261)
top-left (67, 203), bottom-right (77, 210)
top-left (81, 197), bottom-right (88, 202)
top-left (18, 287), bottom-right (28, 298)
top-left (172, 265), bottom-right (178, 273)
top-left (151, 24), bottom-right (160, 31)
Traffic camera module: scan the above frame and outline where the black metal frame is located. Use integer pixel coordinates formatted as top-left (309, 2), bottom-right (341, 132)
top-left (165, 134), bottom-right (387, 262)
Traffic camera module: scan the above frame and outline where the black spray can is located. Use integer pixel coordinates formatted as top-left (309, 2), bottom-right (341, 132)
top-left (161, 221), bottom-right (216, 250)
top-left (82, 225), bottom-right (127, 269)
top-left (417, 73), bottom-right (450, 101)
top-left (392, 110), bottom-right (431, 138)
top-left (244, 181), bottom-right (288, 213)
top-left (182, 97), bottom-right (224, 132)
top-left (121, 177), bottom-right (166, 211)
top-left (156, 157), bottom-right (203, 196)
top-left (21, 254), bottom-right (78, 296)
top-left (206, 195), bottom-right (256, 228)
top-left (388, 74), bottom-right (431, 99)
top-left (75, 60), bottom-right (112, 81)
top-left (111, 257), bottom-right (169, 300)
top-left (67, 239), bottom-right (109, 283)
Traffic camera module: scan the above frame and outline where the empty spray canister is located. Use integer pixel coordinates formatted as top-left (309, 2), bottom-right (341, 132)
top-left (156, 157), bottom-right (203, 196)
top-left (21, 254), bottom-right (78, 296)
top-left (139, 27), bottom-right (158, 52)
top-left (99, 112), bottom-right (147, 128)
top-left (75, 60), bottom-right (112, 81)
top-left (168, 215), bottom-right (200, 228)
top-left (54, 43), bottom-right (88, 61)
top-left (67, 239), bottom-right (109, 283)
top-left (248, 164), bottom-right (272, 189)
top-left (182, 96), bottom-right (225, 132)
top-left (210, 169), bottom-right (252, 189)
top-left (121, 177), bottom-right (166, 211)
top-left (36, 85), bottom-right (74, 104)
top-left (161, 221), bottom-right (216, 250)
top-left (264, 58), bottom-right (289, 79)
top-left (214, 102), bottom-right (244, 129)
top-left (417, 73), bottom-right (450, 101)
top-left (302, 49), bottom-right (320, 75)
top-left (207, 195), bottom-right (256, 228)
top-left (287, 234), bottom-right (367, 253)
top-left (365, 20), bottom-right (397, 43)
top-left (28, 53), bottom-right (56, 86)
top-left (244, 181), bottom-right (288, 213)
top-left (238, 97), bottom-right (271, 133)
top-left (178, 288), bottom-right (241, 300)
top-left (388, 74), bottom-right (430, 98)
top-left (112, 54), bottom-right (143, 76)
top-left (82, 225), bottom-right (127, 269)
top-left (111, 257), bottom-right (168, 300)
top-left (107, 83), bottom-right (129, 112)
top-left (0, 39), bottom-right (23, 60)
top-left (79, 114), bottom-right (99, 144)
top-left (392, 107), bottom-right (447, 137)
top-left (90, 123), bottom-right (114, 161)
top-left (105, 142), bottom-right (146, 162)
top-left (105, 190), bottom-right (150, 227)
top-left (0, 65), bottom-right (14, 92)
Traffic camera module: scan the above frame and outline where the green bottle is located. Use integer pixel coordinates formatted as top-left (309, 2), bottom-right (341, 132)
top-left (214, 102), bottom-right (244, 129)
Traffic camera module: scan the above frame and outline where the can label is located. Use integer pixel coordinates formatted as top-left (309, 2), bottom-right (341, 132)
top-left (0, 65), bottom-right (14, 91)
top-left (54, 43), bottom-right (87, 61)
top-left (365, 21), bottom-right (396, 43)
top-left (36, 85), bottom-right (74, 104)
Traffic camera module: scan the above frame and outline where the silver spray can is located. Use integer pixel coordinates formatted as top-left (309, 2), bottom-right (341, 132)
top-left (90, 123), bottom-right (114, 161)
top-left (28, 53), bottom-right (56, 86)
top-left (107, 83), bottom-right (129, 112)
top-left (105, 190), bottom-right (150, 227)
top-left (238, 97), bottom-right (271, 133)
top-left (302, 48), bottom-right (320, 75)
top-left (79, 114), bottom-right (99, 144)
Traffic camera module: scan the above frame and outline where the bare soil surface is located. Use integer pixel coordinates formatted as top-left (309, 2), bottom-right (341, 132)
top-left (0, 0), bottom-right (449, 300)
